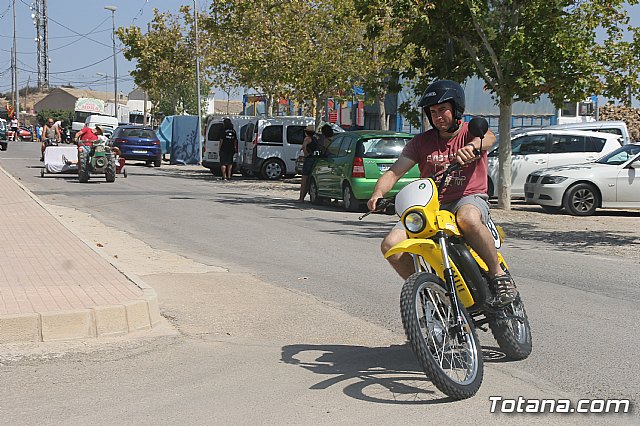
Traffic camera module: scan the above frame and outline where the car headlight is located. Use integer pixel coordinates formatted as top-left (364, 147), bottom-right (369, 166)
top-left (541, 175), bottom-right (568, 185)
top-left (404, 212), bottom-right (425, 233)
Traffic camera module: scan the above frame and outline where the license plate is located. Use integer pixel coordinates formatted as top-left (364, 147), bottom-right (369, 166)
top-left (132, 150), bottom-right (148, 154)
top-left (208, 152), bottom-right (218, 160)
top-left (378, 164), bottom-right (391, 172)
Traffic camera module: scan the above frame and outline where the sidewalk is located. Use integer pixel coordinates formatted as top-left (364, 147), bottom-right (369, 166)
top-left (0, 166), bottom-right (161, 343)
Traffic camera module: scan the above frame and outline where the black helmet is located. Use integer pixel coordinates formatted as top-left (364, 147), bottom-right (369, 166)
top-left (418, 80), bottom-right (465, 131)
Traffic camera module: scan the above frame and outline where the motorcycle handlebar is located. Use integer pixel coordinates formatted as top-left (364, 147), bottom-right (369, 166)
top-left (359, 198), bottom-right (393, 220)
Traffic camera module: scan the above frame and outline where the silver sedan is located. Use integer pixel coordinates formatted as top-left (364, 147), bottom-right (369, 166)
top-left (524, 144), bottom-right (640, 216)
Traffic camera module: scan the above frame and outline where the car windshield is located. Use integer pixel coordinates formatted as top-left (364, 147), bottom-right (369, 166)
top-left (359, 137), bottom-right (410, 158)
top-left (596, 144), bottom-right (640, 165)
top-left (121, 128), bottom-right (156, 139)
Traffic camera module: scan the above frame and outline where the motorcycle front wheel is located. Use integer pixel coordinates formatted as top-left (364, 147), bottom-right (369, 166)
top-left (400, 272), bottom-right (483, 400)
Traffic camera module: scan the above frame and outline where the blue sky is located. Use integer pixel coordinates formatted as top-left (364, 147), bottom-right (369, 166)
top-left (1, 1), bottom-right (638, 103)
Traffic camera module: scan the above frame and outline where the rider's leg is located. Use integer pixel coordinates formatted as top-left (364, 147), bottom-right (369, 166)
top-left (454, 200), bottom-right (518, 304)
top-left (381, 226), bottom-right (414, 279)
top-left (455, 203), bottom-right (503, 277)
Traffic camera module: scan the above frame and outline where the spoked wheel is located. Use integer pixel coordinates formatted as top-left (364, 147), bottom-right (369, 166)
top-left (489, 296), bottom-right (532, 360)
top-left (400, 272), bottom-right (483, 400)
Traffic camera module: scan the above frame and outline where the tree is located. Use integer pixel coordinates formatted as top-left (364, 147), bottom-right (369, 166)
top-left (353, 0), bottom-right (416, 130)
top-left (399, 0), bottom-right (640, 209)
top-left (117, 8), bottom-right (210, 117)
top-left (204, 0), bottom-right (366, 125)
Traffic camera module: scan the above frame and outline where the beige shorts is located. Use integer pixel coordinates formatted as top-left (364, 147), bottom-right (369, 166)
top-left (393, 194), bottom-right (491, 230)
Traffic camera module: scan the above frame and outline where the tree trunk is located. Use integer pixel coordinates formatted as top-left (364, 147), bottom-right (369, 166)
top-left (314, 96), bottom-right (322, 130)
top-left (375, 92), bottom-right (387, 130)
top-left (265, 93), bottom-right (273, 117)
top-left (497, 100), bottom-right (514, 210)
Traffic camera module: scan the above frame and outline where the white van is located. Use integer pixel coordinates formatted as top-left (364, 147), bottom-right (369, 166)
top-left (548, 121), bottom-right (630, 145)
top-left (241, 116), bottom-right (315, 179)
top-left (203, 115), bottom-right (256, 175)
top-left (487, 129), bottom-right (623, 198)
top-left (84, 115), bottom-right (119, 137)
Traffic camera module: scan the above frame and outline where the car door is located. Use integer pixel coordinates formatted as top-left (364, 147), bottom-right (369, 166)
top-left (331, 135), bottom-right (355, 194)
top-left (546, 133), bottom-right (589, 168)
top-left (285, 125), bottom-right (306, 174)
top-left (315, 135), bottom-right (345, 195)
top-left (616, 154), bottom-right (640, 206)
top-left (510, 134), bottom-right (550, 196)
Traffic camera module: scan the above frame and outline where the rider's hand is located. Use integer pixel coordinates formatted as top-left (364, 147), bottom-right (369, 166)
top-left (456, 143), bottom-right (479, 165)
top-left (367, 193), bottom-right (382, 212)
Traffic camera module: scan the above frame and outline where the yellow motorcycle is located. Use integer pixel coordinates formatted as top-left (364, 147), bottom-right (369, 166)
top-left (364, 118), bottom-right (532, 400)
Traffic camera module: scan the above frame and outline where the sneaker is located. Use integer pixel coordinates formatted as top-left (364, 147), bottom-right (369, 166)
top-left (489, 272), bottom-right (518, 307)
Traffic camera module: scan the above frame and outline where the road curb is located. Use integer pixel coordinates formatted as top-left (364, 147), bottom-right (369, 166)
top-left (0, 165), bottom-right (163, 343)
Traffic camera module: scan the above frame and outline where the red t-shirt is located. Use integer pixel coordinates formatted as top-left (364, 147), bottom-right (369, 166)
top-left (401, 122), bottom-right (488, 204)
top-left (77, 127), bottom-right (98, 141)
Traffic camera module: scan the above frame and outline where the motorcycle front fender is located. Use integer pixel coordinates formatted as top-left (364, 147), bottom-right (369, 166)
top-left (384, 238), bottom-right (441, 261)
top-left (384, 238), bottom-right (476, 308)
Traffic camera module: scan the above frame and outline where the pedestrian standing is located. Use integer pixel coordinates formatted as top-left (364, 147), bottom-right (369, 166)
top-left (9, 115), bottom-right (19, 141)
top-left (318, 124), bottom-right (334, 154)
top-left (219, 118), bottom-right (237, 181)
top-left (297, 125), bottom-right (319, 202)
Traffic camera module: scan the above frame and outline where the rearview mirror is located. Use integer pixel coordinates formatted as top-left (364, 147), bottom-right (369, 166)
top-left (468, 117), bottom-right (489, 139)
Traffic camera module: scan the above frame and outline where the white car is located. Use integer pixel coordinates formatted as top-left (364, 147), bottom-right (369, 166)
top-left (524, 144), bottom-right (640, 216)
top-left (487, 129), bottom-right (623, 197)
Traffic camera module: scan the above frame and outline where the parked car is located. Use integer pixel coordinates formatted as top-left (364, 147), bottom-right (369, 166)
top-left (524, 143), bottom-right (640, 216)
top-left (202, 115), bottom-right (256, 176)
top-left (15, 126), bottom-right (33, 141)
top-left (0, 119), bottom-right (7, 150)
top-left (242, 116), bottom-right (316, 180)
top-left (309, 130), bottom-right (419, 211)
top-left (487, 129), bottom-right (622, 198)
top-left (110, 126), bottom-right (162, 167)
top-left (547, 120), bottom-right (630, 145)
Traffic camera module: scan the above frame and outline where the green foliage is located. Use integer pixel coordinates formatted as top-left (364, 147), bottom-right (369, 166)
top-left (117, 8), bottom-right (211, 117)
top-left (36, 109), bottom-right (73, 126)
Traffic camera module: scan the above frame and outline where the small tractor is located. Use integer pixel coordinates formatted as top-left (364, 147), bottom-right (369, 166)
top-left (78, 141), bottom-right (117, 183)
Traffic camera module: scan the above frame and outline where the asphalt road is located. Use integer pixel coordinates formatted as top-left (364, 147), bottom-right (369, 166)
top-left (0, 141), bottom-right (638, 423)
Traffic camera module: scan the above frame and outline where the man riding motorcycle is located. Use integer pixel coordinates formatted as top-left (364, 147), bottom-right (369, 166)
top-left (367, 79), bottom-right (518, 306)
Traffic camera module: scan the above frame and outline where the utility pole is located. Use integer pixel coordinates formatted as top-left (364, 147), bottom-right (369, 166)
top-left (13, 0), bottom-right (20, 119)
top-left (105, 6), bottom-right (118, 119)
top-left (193, 0), bottom-right (202, 165)
top-left (42, 0), bottom-right (49, 88)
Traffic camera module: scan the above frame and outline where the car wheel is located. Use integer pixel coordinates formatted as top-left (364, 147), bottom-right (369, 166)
top-left (343, 183), bottom-right (364, 212)
top-left (563, 183), bottom-right (599, 216)
top-left (260, 158), bottom-right (284, 180)
top-left (309, 178), bottom-right (325, 205)
top-left (0, 143), bottom-right (7, 151)
top-left (154, 158), bottom-right (161, 167)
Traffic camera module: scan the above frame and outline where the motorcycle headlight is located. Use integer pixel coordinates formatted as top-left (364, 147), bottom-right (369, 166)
top-left (541, 175), bottom-right (568, 185)
top-left (404, 212), bottom-right (425, 233)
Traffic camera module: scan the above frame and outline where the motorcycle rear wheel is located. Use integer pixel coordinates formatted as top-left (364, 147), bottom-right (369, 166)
top-left (400, 272), bottom-right (483, 400)
top-left (489, 296), bottom-right (532, 360)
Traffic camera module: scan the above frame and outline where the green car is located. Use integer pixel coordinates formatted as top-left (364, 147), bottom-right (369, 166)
top-left (309, 130), bottom-right (420, 211)
top-left (0, 119), bottom-right (7, 151)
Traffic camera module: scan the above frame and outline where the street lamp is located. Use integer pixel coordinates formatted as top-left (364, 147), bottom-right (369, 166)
top-left (193, 0), bottom-right (202, 165)
top-left (104, 5), bottom-right (118, 120)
